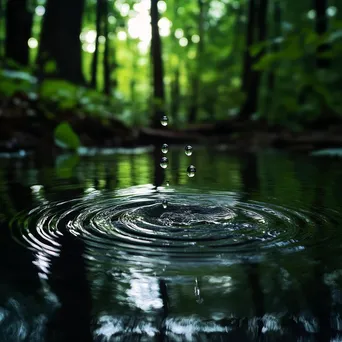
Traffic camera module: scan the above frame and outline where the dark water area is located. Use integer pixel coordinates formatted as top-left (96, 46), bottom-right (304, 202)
top-left (0, 147), bottom-right (342, 341)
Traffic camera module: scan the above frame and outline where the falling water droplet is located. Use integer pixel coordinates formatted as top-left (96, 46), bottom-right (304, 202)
top-left (166, 181), bottom-right (170, 186)
top-left (160, 115), bottom-right (168, 126)
top-left (161, 143), bottom-right (169, 154)
top-left (160, 157), bottom-right (168, 169)
top-left (187, 165), bottom-right (196, 177)
top-left (185, 145), bottom-right (193, 156)
top-left (162, 200), bottom-right (168, 209)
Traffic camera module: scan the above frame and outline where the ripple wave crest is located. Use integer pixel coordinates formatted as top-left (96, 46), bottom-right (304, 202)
top-left (10, 186), bottom-right (337, 265)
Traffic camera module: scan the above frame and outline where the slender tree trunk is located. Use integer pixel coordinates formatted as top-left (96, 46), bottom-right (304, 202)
top-left (110, 44), bottom-right (117, 90)
top-left (264, 0), bottom-right (281, 118)
top-left (170, 68), bottom-right (180, 125)
top-left (5, 0), bottom-right (33, 66)
top-left (103, 0), bottom-right (111, 95)
top-left (188, 0), bottom-right (205, 124)
top-left (267, 1), bottom-right (281, 92)
top-left (150, 0), bottom-right (166, 128)
top-left (0, 0), bottom-right (4, 60)
top-left (239, 0), bottom-right (269, 120)
top-left (240, 0), bottom-right (256, 96)
top-left (90, 0), bottom-right (103, 89)
top-left (130, 55), bottom-right (137, 103)
top-left (314, 0), bottom-right (329, 68)
top-left (169, 0), bottom-right (180, 124)
top-left (37, 0), bottom-right (85, 84)
top-left (227, 4), bottom-right (244, 68)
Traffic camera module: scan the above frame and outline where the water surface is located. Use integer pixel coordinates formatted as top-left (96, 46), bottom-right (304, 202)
top-left (0, 147), bottom-right (342, 341)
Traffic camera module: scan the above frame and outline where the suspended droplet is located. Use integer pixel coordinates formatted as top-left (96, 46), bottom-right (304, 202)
top-left (166, 181), bottom-right (170, 186)
top-left (187, 165), bottom-right (196, 177)
top-left (162, 199), bottom-right (168, 209)
top-left (160, 115), bottom-right (168, 126)
top-left (160, 157), bottom-right (168, 169)
top-left (161, 143), bottom-right (169, 154)
top-left (185, 145), bottom-right (193, 156)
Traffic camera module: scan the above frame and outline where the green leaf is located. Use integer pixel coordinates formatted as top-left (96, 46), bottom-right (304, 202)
top-left (54, 122), bottom-right (80, 150)
top-left (1, 69), bottom-right (37, 83)
top-left (250, 41), bottom-right (268, 57)
top-left (328, 30), bottom-right (342, 43)
top-left (44, 60), bottom-right (57, 74)
top-left (40, 79), bottom-right (78, 98)
top-left (40, 79), bottom-right (78, 109)
top-left (253, 53), bottom-right (279, 70)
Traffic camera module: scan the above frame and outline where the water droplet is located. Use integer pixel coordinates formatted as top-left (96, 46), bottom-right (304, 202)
top-left (187, 165), bottom-right (196, 177)
top-left (161, 143), bottom-right (169, 154)
top-left (162, 200), bottom-right (168, 209)
top-left (160, 115), bottom-right (168, 126)
top-left (185, 145), bottom-right (193, 156)
top-left (166, 181), bottom-right (170, 186)
top-left (160, 157), bottom-right (168, 169)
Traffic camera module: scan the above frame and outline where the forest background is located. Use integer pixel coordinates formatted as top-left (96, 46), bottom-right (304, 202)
top-left (0, 0), bottom-right (341, 151)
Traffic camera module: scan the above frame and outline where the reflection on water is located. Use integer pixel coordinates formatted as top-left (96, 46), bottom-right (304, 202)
top-left (1, 148), bottom-right (342, 340)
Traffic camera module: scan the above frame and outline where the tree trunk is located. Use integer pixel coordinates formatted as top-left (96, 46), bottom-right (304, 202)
top-left (188, 0), bottom-right (205, 124)
top-left (103, 0), bottom-right (111, 96)
top-left (314, 0), bottom-right (329, 68)
top-left (227, 3), bottom-right (244, 68)
top-left (267, 0), bottom-right (281, 92)
top-left (264, 0), bottom-right (281, 117)
top-left (169, 0), bottom-right (180, 124)
top-left (130, 53), bottom-right (137, 103)
top-left (90, 0), bottom-right (103, 89)
top-left (5, 0), bottom-right (33, 66)
top-left (170, 68), bottom-right (180, 125)
top-left (0, 0), bottom-right (4, 60)
top-left (240, 0), bottom-right (256, 96)
top-left (37, 0), bottom-right (85, 84)
top-left (239, 0), bottom-right (269, 120)
top-left (150, 0), bottom-right (166, 128)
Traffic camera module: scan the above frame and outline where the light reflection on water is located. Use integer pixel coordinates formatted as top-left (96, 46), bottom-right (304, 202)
top-left (1, 149), bottom-right (342, 340)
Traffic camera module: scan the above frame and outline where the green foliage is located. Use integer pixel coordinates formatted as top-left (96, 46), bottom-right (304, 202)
top-left (39, 78), bottom-right (126, 118)
top-left (40, 79), bottom-right (79, 109)
top-left (1, 0), bottom-right (342, 131)
top-left (0, 69), bottom-right (37, 97)
top-left (44, 60), bottom-right (57, 74)
top-left (253, 21), bottom-right (342, 126)
top-left (54, 122), bottom-right (81, 150)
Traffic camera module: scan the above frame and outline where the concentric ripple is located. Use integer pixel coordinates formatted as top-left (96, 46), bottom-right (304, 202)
top-left (10, 186), bottom-right (339, 266)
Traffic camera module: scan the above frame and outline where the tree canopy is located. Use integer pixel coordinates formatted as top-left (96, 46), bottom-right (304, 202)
top-left (0, 0), bottom-right (342, 146)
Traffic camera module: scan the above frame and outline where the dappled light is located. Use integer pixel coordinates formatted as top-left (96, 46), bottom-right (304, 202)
top-left (28, 37), bottom-right (38, 49)
top-left (35, 5), bottom-right (45, 16)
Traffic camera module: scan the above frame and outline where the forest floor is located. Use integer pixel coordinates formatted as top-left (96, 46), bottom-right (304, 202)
top-left (1, 104), bottom-right (342, 154)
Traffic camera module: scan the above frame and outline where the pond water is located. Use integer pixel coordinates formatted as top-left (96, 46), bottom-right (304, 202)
top-left (0, 147), bottom-right (342, 341)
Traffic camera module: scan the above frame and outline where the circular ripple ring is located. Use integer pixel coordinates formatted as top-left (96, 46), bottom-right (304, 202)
top-left (10, 189), bottom-right (336, 265)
